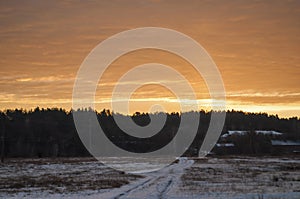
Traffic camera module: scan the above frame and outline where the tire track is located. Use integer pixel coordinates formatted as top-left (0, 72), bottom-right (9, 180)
top-left (107, 157), bottom-right (194, 199)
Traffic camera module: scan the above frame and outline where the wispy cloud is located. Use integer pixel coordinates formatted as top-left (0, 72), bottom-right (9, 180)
top-left (15, 75), bottom-right (73, 83)
top-left (16, 78), bottom-right (33, 82)
top-left (227, 91), bottom-right (300, 98)
top-left (0, 0), bottom-right (299, 117)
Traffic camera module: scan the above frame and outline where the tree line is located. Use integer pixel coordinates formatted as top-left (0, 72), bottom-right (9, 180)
top-left (0, 107), bottom-right (299, 160)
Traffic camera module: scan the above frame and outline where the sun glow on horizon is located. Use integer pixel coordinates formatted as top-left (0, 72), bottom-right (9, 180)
top-left (0, 0), bottom-right (299, 118)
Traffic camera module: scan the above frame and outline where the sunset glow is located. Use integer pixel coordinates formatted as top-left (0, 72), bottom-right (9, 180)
top-left (0, 0), bottom-right (299, 118)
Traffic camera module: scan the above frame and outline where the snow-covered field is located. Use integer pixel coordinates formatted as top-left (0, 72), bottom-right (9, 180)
top-left (0, 156), bottom-right (299, 199)
top-left (0, 157), bottom-right (143, 198)
top-left (180, 156), bottom-right (300, 199)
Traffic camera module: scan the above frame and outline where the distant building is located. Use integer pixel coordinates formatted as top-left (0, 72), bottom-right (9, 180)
top-left (271, 140), bottom-right (300, 154)
top-left (220, 130), bottom-right (282, 139)
top-left (213, 130), bottom-right (300, 155)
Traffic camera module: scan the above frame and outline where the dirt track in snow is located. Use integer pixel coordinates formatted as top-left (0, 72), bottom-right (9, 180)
top-left (1, 156), bottom-right (300, 199)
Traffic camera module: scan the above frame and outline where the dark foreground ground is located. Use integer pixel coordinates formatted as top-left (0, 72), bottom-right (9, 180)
top-left (0, 156), bottom-right (299, 198)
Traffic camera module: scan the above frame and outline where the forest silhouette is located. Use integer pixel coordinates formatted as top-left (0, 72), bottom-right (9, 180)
top-left (0, 108), bottom-right (299, 160)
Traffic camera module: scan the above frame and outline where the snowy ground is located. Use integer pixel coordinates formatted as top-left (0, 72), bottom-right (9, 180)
top-left (180, 156), bottom-right (300, 199)
top-left (0, 156), bottom-right (300, 198)
top-left (0, 158), bottom-right (143, 198)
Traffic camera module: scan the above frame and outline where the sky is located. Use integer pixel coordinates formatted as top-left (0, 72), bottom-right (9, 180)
top-left (0, 0), bottom-right (299, 118)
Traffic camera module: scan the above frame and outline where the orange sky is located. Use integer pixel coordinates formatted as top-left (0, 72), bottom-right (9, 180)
top-left (0, 0), bottom-right (299, 118)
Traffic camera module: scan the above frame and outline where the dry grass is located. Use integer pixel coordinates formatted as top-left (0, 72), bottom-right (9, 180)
top-left (0, 158), bottom-right (143, 196)
top-left (181, 156), bottom-right (300, 194)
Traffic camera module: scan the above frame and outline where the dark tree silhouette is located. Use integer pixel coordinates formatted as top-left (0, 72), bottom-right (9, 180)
top-left (0, 108), bottom-right (298, 159)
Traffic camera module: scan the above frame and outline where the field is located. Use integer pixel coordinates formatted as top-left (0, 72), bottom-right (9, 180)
top-left (180, 156), bottom-right (300, 199)
top-left (0, 156), bottom-right (299, 199)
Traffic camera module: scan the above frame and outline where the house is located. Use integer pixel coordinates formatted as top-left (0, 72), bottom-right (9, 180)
top-left (271, 140), bottom-right (300, 154)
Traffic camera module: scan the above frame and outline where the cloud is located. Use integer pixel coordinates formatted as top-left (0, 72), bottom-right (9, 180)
top-left (226, 91), bottom-right (300, 98)
top-left (15, 75), bottom-right (73, 83)
top-left (16, 78), bottom-right (33, 82)
top-left (0, 0), bottom-right (299, 117)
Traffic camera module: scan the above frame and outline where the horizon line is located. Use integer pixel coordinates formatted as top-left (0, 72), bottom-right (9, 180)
top-left (1, 106), bottom-right (299, 120)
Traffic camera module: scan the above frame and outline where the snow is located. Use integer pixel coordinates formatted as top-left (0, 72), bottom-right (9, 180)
top-left (256, 130), bottom-right (283, 135)
top-left (82, 157), bottom-right (194, 199)
top-left (98, 156), bottom-right (173, 173)
top-left (1, 157), bottom-right (300, 199)
top-left (0, 157), bottom-right (194, 199)
top-left (216, 143), bottom-right (235, 147)
top-left (221, 130), bottom-right (283, 138)
top-left (271, 140), bottom-right (300, 146)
